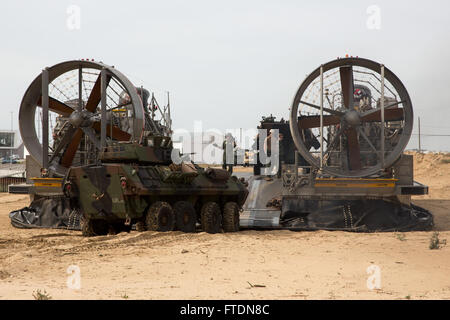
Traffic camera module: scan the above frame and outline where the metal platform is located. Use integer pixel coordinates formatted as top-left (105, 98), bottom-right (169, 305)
top-left (240, 209), bottom-right (281, 228)
top-left (8, 183), bottom-right (31, 194)
top-left (239, 158), bottom-right (430, 230)
top-left (8, 177), bottom-right (64, 196)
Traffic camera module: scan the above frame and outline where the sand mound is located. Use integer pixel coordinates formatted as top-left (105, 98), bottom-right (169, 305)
top-left (406, 151), bottom-right (450, 199)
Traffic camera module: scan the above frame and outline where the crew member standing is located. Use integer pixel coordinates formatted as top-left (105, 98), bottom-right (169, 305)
top-left (218, 133), bottom-right (237, 174)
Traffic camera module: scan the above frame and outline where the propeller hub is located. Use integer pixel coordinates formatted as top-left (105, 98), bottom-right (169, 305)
top-left (68, 111), bottom-right (84, 128)
top-left (343, 110), bottom-right (361, 127)
top-left (68, 110), bottom-right (93, 128)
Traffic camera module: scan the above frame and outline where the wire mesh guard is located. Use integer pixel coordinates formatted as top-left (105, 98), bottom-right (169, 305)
top-left (19, 60), bottom-right (145, 175)
top-left (290, 57), bottom-right (413, 177)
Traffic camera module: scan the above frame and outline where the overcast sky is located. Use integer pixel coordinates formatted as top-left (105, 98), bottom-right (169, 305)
top-left (1, 0), bottom-right (449, 151)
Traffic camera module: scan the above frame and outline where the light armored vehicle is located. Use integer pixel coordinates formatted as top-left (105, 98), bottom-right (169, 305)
top-left (65, 138), bottom-right (248, 236)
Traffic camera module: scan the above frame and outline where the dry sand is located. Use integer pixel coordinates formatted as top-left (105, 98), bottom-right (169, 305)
top-left (0, 152), bottom-right (449, 300)
top-left (407, 151), bottom-right (450, 199)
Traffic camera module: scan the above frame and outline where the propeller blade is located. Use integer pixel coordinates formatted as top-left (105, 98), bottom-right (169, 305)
top-left (340, 66), bottom-right (354, 109)
top-left (360, 100), bottom-right (405, 118)
top-left (345, 128), bottom-right (361, 170)
top-left (85, 72), bottom-right (111, 112)
top-left (299, 100), bottom-right (344, 116)
top-left (323, 126), bottom-right (344, 164)
top-left (37, 96), bottom-right (74, 116)
top-left (361, 108), bottom-right (404, 123)
top-left (298, 115), bottom-right (341, 129)
top-left (60, 128), bottom-right (83, 168)
top-left (92, 122), bottom-right (131, 141)
top-left (49, 125), bottom-right (77, 164)
top-left (358, 127), bottom-right (377, 153)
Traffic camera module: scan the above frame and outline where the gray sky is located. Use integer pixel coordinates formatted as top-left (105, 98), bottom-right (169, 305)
top-left (2, 0), bottom-right (450, 150)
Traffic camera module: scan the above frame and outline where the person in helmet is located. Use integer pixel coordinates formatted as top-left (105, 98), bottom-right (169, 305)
top-left (216, 133), bottom-right (237, 173)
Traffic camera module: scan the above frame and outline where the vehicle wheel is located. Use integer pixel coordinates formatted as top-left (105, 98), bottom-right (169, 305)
top-left (109, 223), bottom-right (132, 235)
top-left (80, 215), bottom-right (108, 237)
top-left (173, 201), bottom-right (197, 233)
top-left (135, 220), bottom-right (146, 232)
top-left (80, 215), bottom-right (94, 237)
top-left (223, 202), bottom-right (240, 232)
top-left (201, 202), bottom-right (222, 234)
top-left (146, 201), bottom-right (175, 232)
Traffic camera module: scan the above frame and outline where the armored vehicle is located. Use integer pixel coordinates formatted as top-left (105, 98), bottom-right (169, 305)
top-left (64, 136), bottom-right (248, 236)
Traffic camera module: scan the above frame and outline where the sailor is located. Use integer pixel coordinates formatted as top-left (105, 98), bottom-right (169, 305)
top-left (214, 133), bottom-right (237, 173)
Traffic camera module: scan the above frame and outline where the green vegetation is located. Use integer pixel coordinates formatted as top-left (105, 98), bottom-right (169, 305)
top-left (396, 233), bottom-right (406, 241)
top-left (429, 232), bottom-right (447, 250)
top-left (32, 289), bottom-right (52, 300)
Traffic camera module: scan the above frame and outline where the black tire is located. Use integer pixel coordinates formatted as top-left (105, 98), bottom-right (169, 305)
top-left (201, 202), bottom-right (222, 234)
top-left (109, 223), bottom-right (132, 235)
top-left (81, 215), bottom-right (94, 237)
top-left (146, 201), bottom-right (175, 232)
top-left (80, 215), bottom-right (108, 237)
top-left (173, 201), bottom-right (197, 233)
top-left (223, 202), bottom-right (240, 232)
top-left (135, 220), bottom-right (146, 232)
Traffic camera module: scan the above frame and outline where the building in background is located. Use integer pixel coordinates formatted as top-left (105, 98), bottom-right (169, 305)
top-left (0, 130), bottom-right (24, 159)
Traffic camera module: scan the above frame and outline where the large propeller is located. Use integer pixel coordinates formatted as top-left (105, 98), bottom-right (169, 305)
top-left (292, 57), bottom-right (412, 177)
top-left (36, 71), bottom-right (131, 169)
top-left (19, 60), bottom-right (146, 176)
top-left (299, 65), bottom-right (405, 171)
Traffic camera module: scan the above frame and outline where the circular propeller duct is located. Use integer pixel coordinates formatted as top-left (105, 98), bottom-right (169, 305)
top-left (19, 60), bottom-right (145, 175)
top-left (289, 57), bottom-right (413, 177)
